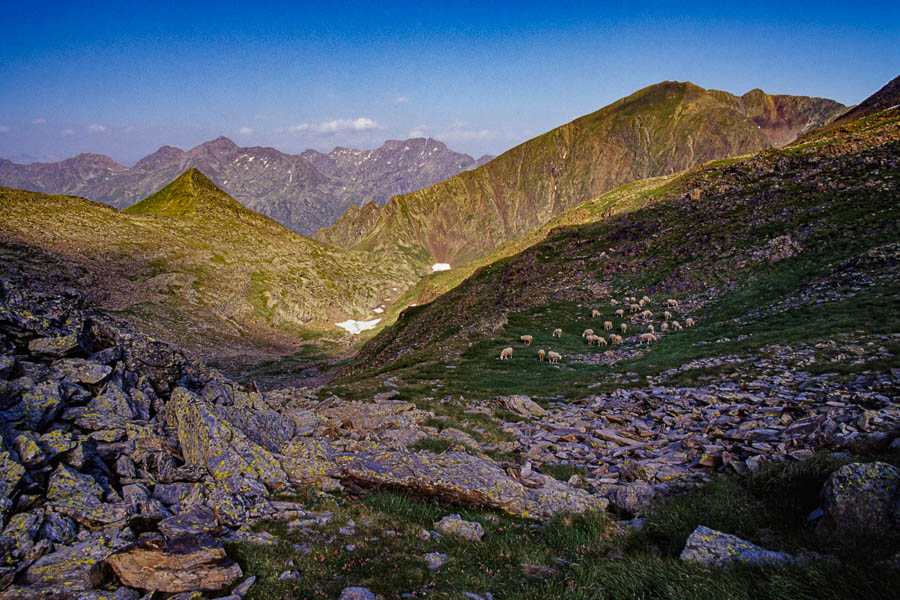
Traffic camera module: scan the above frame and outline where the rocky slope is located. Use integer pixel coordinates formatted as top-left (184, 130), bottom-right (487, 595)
top-left (317, 82), bottom-right (845, 272)
top-left (0, 137), bottom-right (491, 235)
top-left (0, 169), bottom-right (418, 359)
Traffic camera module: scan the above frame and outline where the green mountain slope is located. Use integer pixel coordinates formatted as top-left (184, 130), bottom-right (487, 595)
top-left (317, 82), bottom-right (844, 273)
top-left (332, 103), bottom-right (899, 390)
top-left (0, 169), bottom-right (417, 358)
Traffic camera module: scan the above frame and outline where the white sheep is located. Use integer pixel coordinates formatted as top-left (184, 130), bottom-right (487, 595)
top-left (591, 309), bottom-right (601, 318)
top-left (582, 328), bottom-right (594, 338)
top-left (641, 310), bottom-right (653, 320)
top-left (664, 311), bottom-right (672, 321)
top-left (547, 351), bottom-right (561, 364)
top-left (639, 333), bottom-right (657, 345)
top-left (638, 298), bottom-right (646, 307)
top-left (629, 303), bottom-right (641, 313)
top-left (520, 335), bottom-right (533, 346)
top-left (610, 299), bottom-right (619, 306)
top-left (620, 323), bottom-right (627, 334)
top-left (596, 336), bottom-right (608, 346)
top-left (615, 309), bottom-right (625, 318)
top-left (552, 328), bottom-right (562, 338)
top-left (641, 295), bottom-right (651, 305)
top-left (672, 321), bottom-right (683, 330)
top-left (648, 324), bottom-right (655, 333)
top-left (661, 322), bottom-right (669, 332)
top-left (537, 349), bottom-right (546, 362)
top-left (667, 299), bottom-right (678, 308)
top-left (586, 334), bottom-right (598, 346)
top-left (604, 321), bottom-right (613, 331)
top-left (500, 347), bottom-right (513, 360)
top-left (686, 317), bottom-right (695, 327)
top-left (610, 334), bottom-right (623, 344)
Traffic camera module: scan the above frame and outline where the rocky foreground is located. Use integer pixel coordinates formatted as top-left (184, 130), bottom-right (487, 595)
top-left (0, 272), bottom-right (898, 597)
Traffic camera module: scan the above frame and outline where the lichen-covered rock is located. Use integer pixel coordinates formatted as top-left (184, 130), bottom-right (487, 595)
top-left (46, 465), bottom-right (132, 530)
top-left (680, 525), bottom-right (796, 567)
top-left (17, 381), bottom-right (61, 430)
top-left (38, 512), bottom-right (78, 545)
top-left (68, 384), bottom-right (139, 431)
top-left (103, 534), bottom-right (242, 593)
top-left (318, 400), bottom-right (431, 433)
top-left (337, 587), bottom-right (377, 600)
top-left (0, 511), bottom-right (43, 562)
top-left (23, 534), bottom-right (125, 593)
top-left (438, 428), bottom-right (480, 449)
top-left (159, 506), bottom-right (220, 539)
top-left (11, 432), bottom-right (45, 469)
top-left (498, 395), bottom-right (546, 418)
top-left (0, 448), bottom-right (25, 524)
top-left (424, 552), bottom-right (448, 570)
top-left (822, 461), bottom-right (900, 531)
top-left (0, 355), bottom-right (14, 379)
top-left (434, 515), bottom-right (484, 541)
top-left (611, 481), bottom-right (656, 516)
top-left (27, 334), bottom-right (81, 359)
top-left (38, 430), bottom-right (77, 460)
top-left (50, 359), bottom-right (112, 385)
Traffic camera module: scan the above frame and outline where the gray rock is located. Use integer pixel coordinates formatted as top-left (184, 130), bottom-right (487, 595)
top-left (822, 462), bottom-right (900, 531)
top-left (231, 575), bottom-right (256, 598)
top-left (498, 395), bottom-right (546, 418)
top-left (38, 511), bottom-right (78, 545)
top-left (611, 481), bottom-right (656, 516)
top-left (338, 587), bottom-right (377, 600)
top-left (680, 525), bottom-right (796, 567)
top-left (50, 358), bottom-right (113, 385)
top-left (27, 334), bottom-right (81, 358)
top-left (18, 380), bottom-right (61, 430)
top-left (159, 506), bottom-right (220, 538)
top-left (424, 552), bottom-right (447, 570)
top-left (434, 514), bottom-right (484, 541)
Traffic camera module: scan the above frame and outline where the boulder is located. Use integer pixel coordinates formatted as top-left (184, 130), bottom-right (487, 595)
top-left (46, 464), bottom-right (132, 530)
top-left (17, 381), bottom-right (61, 430)
top-left (822, 461), bottom-right (900, 531)
top-left (680, 525), bottom-right (796, 567)
top-left (338, 587), bottom-right (377, 600)
top-left (498, 395), bottom-right (546, 418)
top-left (27, 335), bottom-right (81, 358)
top-left (434, 515), bottom-right (484, 541)
top-left (50, 359), bottom-right (112, 385)
top-left (103, 534), bottom-right (242, 593)
top-left (23, 535), bottom-right (125, 592)
top-left (159, 506), bottom-right (220, 538)
top-left (611, 481), bottom-right (656, 516)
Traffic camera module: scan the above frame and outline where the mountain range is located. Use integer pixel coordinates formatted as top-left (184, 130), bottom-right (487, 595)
top-left (317, 82), bottom-right (845, 269)
top-left (0, 137), bottom-right (492, 235)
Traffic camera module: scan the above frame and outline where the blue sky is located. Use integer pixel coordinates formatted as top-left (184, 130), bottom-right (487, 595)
top-left (0, 1), bottom-right (897, 164)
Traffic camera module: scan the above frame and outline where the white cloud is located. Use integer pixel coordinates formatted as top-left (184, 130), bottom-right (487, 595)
top-left (438, 121), bottom-right (492, 141)
top-left (32, 118), bottom-right (46, 125)
top-left (290, 117), bottom-right (379, 134)
top-left (238, 126), bottom-right (254, 135)
top-left (0, 125), bottom-right (8, 133)
top-left (61, 128), bottom-right (74, 136)
top-left (408, 125), bottom-right (427, 138)
top-left (394, 96), bottom-right (409, 104)
top-left (88, 123), bottom-right (106, 133)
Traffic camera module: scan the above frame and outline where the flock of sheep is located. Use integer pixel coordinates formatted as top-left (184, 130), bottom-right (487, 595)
top-left (498, 296), bottom-right (695, 364)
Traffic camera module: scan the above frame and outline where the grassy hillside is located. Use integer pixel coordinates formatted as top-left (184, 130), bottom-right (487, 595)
top-left (317, 82), bottom-right (844, 277)
top-left (0, 169), bottom-right (418, 359)
top-left (330, 104), bottom-right (900, 398)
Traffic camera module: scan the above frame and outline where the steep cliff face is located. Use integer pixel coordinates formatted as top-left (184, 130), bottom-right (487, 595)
top-left (316, 82), bottom-right (844, 271)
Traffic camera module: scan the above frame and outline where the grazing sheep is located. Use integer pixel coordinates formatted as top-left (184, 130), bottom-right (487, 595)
top-left (610, 299), bottom-right (619, 306)
top-left (610, 334), bottom-right (623, 344)
top-left (667, 299), bottom-right (678, 308)
top-left (638, 298), bottom-right (646, 307)
top-left (686, 318), bottom-right (695, 327)
top-left (648, 324), bottom-right (655, 333)
top-left (604, 321), bottom-right (613, 331)
top-left (520, 335), bottom-right (533, 346)
top-left (500, 347), bottom-right (513, 360)
top-left (639, 333), bottom-right (657, 345)
top-left (548, 351), bottom-right (561, 364)
top-left (664, 311), bottom-right (672, 321)
top-left (537, 349), bottom-right (546, 362)
top-left (597, 336), bottom-right (608, 346)
top-left (552, 328), bottom-right (562, 338)
top-left (672, 321), bottom-right (683, 330)
top-left (641, 310), bottom-right (653, 320)
top-left (582, 328), bottom-right (594, 338)
top-left (615, 309), bottom-right (625, 318)
top-left (591, 309), bottom-right (601, 318)
top-left (629, 303), bottom-right (641, 313)
top-left (661, 322), bottom-right (669, 332)
top-left (586, 334), bottom-right (598, 346)
top-left (620, 323), bottom-right (627, 334)
top-left (641, 295), bottom-right (651, 305)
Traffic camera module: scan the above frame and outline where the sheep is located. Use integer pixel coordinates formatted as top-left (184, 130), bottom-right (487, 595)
top-left (610, 299), bottom-right (619, 306)
top-left (661, 322), bottom-right (669, 332)
top-left (641, 310), bottom-right (653, 320)
top-left (667, 299), bottom-right (679, 308)
top-left (547, 351), bottom-right (561, 364)
top-left (500, 347), bottom-right (513, 360)
top-left (537, 349), bottom-right (546, 362)
top-left (664, 311), bottom-right (672, 321)
top-left (686, 318), bottom-right (695, 327)
top-left (620, 323), bottom-right (627, 334)
top-left (648, 324), bottom-right (655, 333)
top-left (586, 334), bottom-right (598, 346)
top-left (641, 295), bottom-right (651, 305)
top-left (520, 335), bottom-right (533, 346)
top-left (591, 309), bottom-right (601, 318)
top-left (615, 309), bottom-right (625, 318)
top-left (610, 334), bottom-right (623, 344)
top-left (582, 328), bottom-right (594, 338)
top-left (638, 298), bottom-right (646, 307)
top-left (552, 328), bottom-right (562, 338)
top-left (604, 321), bottom-right (613, 331)
top-left (596, 335), bottom-right (608, 346)
top-left (672, 321), bottom-right (683, 330)
top-left (639, 333), bottom-right (657, 345)
top-left (629, 303), bottom-right (641, 313)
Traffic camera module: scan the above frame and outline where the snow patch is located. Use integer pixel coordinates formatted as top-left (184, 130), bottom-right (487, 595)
top-left (431, 263), bottom-right (451, 273)
top-left (373, 308), bottom-right (384, 314)
top-left (336, 318), bottom-right (381, 335)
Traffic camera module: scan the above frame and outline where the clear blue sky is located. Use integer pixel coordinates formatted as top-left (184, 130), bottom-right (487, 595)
top-left (1, 1), bottom-right (897, 164)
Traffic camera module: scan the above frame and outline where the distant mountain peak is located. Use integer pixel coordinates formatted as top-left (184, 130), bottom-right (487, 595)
top-left (124, 167), bottom-right (250, 219)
